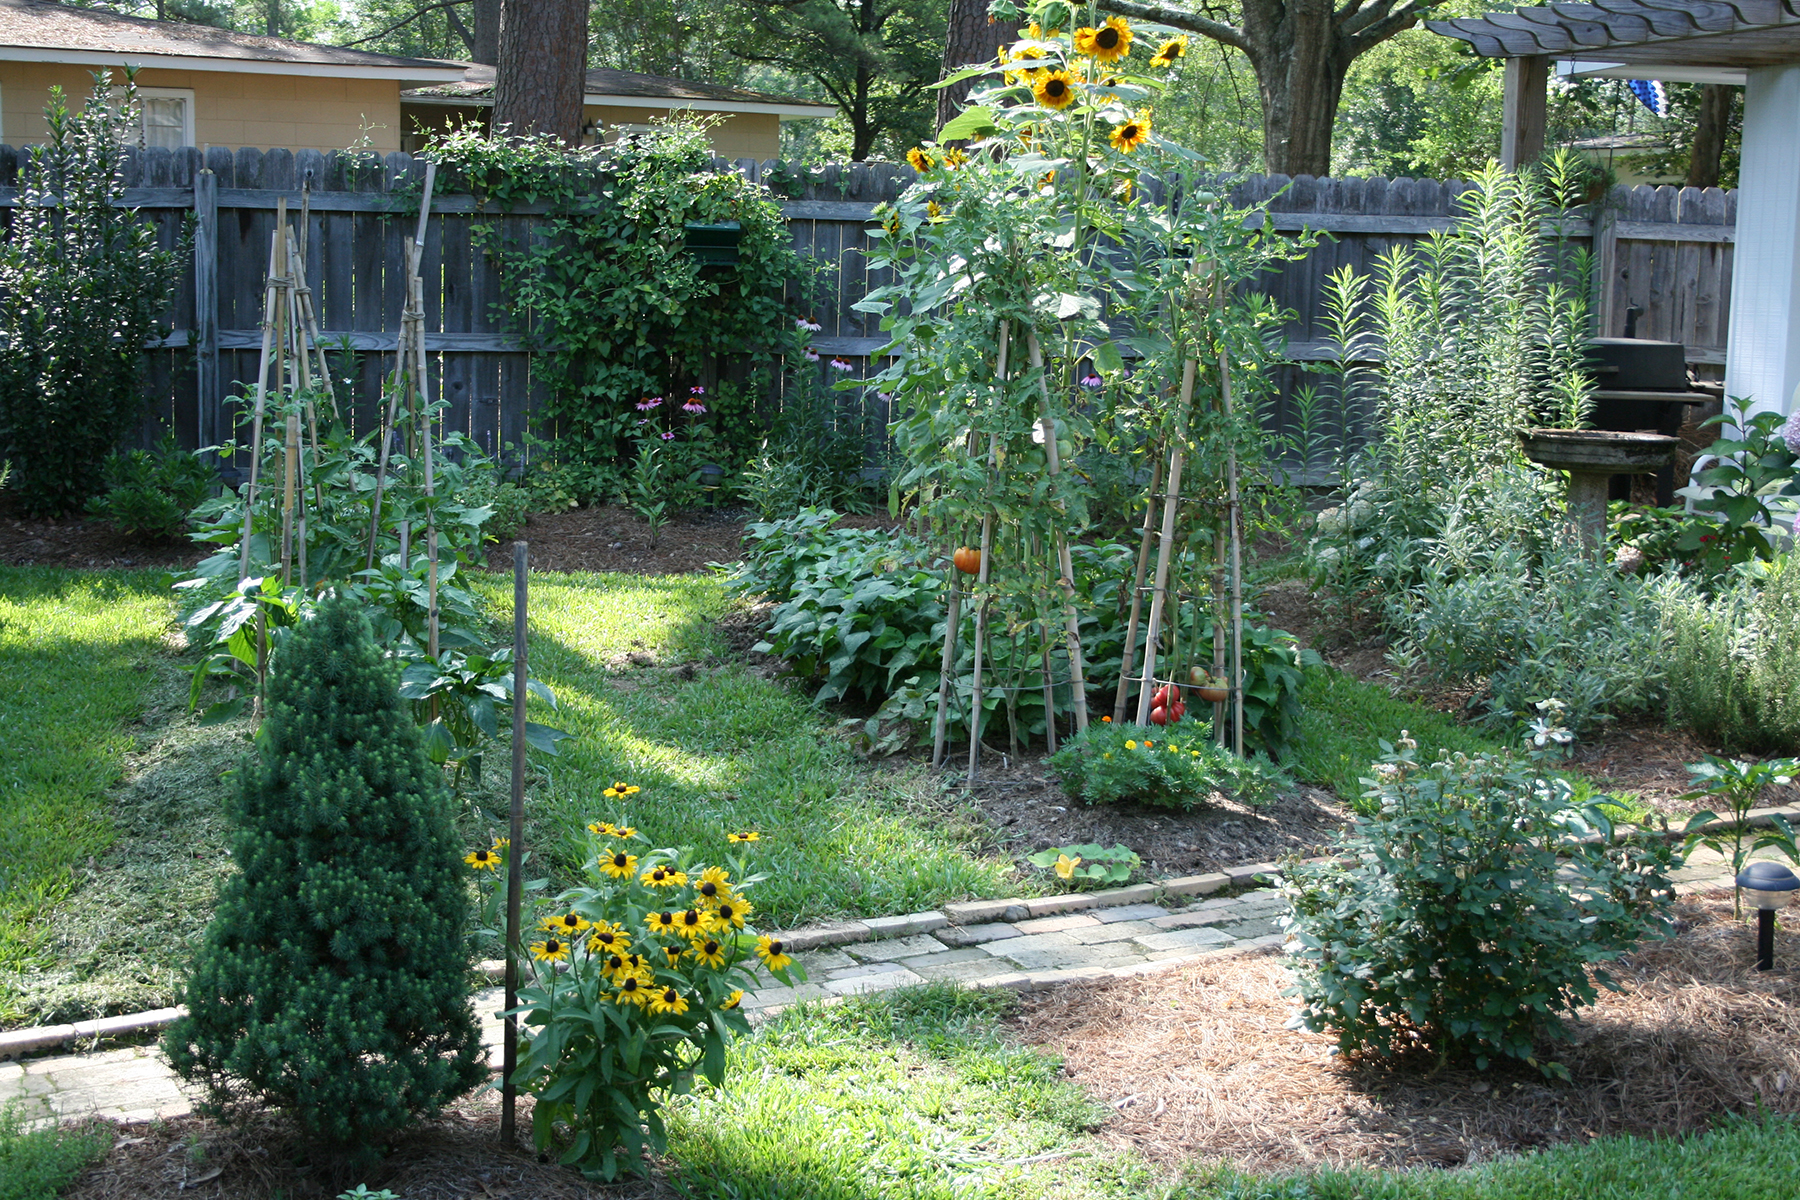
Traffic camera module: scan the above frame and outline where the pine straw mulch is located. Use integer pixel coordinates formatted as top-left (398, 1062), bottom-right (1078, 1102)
top-left (65, 1089), bottom-right (674, 1200)
top-left (1013, 888), bottom-right (1800, 1175)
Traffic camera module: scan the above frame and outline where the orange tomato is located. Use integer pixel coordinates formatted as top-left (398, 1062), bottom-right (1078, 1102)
top-left (953, 546), bottom-right (982, 575)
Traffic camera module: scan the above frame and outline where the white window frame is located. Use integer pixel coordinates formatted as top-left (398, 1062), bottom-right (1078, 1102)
top-left (129, 86), bottom-right (196, 149)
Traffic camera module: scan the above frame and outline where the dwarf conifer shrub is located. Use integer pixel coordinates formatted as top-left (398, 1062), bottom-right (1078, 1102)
top-left (164, 595), bottom-right (484, 1155)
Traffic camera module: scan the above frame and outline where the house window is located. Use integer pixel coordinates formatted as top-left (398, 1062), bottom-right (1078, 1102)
top-left (135, 87), bottom-right (195, 149)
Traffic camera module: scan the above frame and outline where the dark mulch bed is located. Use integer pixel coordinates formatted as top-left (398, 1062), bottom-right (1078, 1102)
top-left (0, 501), bottom-right (203, 572)
top-left (1016, 889), bottom-right (1800, 1174)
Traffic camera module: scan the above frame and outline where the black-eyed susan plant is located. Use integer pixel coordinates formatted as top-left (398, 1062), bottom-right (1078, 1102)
top-left (483, 806), bottom-right (802, 1180)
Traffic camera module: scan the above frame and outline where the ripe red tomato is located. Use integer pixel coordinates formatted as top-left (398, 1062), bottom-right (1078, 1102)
top-left (953, 547), bottom-right (982, 575)
top-left (1149, 705), bottom-right (1170, 725)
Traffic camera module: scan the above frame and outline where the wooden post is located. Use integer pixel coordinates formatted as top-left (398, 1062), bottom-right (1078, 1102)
top-left (962, 321), bottom-right (1009, 781)
top-left (1136, 357), bottom-right (1198, 725)
top-left (237, 212), bottom-right (286, 584)
top-left (1023, 330), bottom-right (1091, 734)
top-left (412, 161), bottom-right (441, 661)
top-left (1112, 449), bottom-right (1162, 723)
top-left (1221, 347), bottom-right (1245, 758)
top-left (500, 540), bottom-right (528, 1148)
top-left (1501, 56), bottom-right (1549, 172)
top-left (193, 169), bottom-right (220, 455)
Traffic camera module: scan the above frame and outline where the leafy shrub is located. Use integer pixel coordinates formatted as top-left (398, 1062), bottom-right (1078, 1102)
top-left (487, 812), bottom-right (801, 1179)
top-left (1281, 719), bottom-right (1679, 1075)
top-left (0, 76), bottom-right (182, 516)
top-left (164, 597), bottom-right (485, 1157)
top-left (1662, 554), bottom-right (1800, 753)
top-left (1026, 842), bottom-right (1142, 887)
top-left (1676, 395), bottom-right (1800, 576)
top-left (0, 1102), bottom-right (113, 1200)
top-left (86, 432), bottom-right (215, 539)
top-left (1048, 719), bottom-right (1282, 810)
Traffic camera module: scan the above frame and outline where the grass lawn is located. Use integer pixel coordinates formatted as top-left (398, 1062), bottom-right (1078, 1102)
top-left (0, 568), bottom-right (173, 1023)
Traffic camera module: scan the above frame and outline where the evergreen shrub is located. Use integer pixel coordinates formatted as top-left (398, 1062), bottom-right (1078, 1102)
top-left (164, 595), bottom-right (484, 1155)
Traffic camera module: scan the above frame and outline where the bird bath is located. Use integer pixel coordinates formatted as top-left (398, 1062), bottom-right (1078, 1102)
top-left (1519, 429), bottom-right (1679, 547)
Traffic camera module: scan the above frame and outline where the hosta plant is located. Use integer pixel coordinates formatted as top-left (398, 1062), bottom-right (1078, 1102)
top-left (480, 812), bottom-right (802, 1180)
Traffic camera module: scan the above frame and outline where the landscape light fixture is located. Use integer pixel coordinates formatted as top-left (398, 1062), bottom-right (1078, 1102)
top-left (1736, 861), bottom-right (1800, 971)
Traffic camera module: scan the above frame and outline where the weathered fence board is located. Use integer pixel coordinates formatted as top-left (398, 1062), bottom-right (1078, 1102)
top-left (0, 144), bottom-right (1740, 471)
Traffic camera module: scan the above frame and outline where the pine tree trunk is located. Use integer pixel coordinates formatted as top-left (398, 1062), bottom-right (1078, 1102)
top-left (936, 0), bottom-right (1007, 132)
top-left (493, 0), bottom-right (587, 144)
top-left (1685, 84), bottom-right (1732, 190)
top-left (474, 0), bottom-right (501, 65)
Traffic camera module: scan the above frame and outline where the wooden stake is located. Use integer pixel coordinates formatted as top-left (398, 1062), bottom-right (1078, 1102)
top-left (236, 209), bottom-right (285, 584)
top-left (1112, 449), bottom-right (1163, 723)
top-left (965, 321), bottom-right (1009, 782)
top-left (500, 540), bottom-right (528, 1148)
top-left (412, 162), bottom-right (440, 661)
top-left (1024, 330), bottom-right (1090, 733)
top-left (1221, 345), bottom-right (1245, 759)
top-left (1137, 356), bottom-right (1198, 725)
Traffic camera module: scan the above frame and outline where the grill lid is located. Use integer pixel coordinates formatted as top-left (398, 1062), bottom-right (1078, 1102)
top-left (1587, 337), bottom-right (1688, 393)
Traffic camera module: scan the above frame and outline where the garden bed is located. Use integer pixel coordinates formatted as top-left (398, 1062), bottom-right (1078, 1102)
top-left (1015, 888), bottom-right (1800, 1175)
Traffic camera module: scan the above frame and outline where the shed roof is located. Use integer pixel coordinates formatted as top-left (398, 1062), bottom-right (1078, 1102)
top-left (0, 0), bottom-right (465, 82)
top-left (1429, 0), bottom-right (1800, 79)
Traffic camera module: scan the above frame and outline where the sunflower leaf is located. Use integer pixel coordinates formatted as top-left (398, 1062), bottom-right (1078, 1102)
top-left (937, 105), bottom-right (998, 142)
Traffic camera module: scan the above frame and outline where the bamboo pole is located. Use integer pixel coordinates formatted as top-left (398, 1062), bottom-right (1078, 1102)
top-left (1221, 345), bottom-right (1245, 759)
top-left (1212, 520), bottom-right (1227, 747)
top-left (1023, 330), bottom-right (1090, 733)
top-left (236, 210), bottom-right (285, 585)
top-left (1112, 448), bottom-right (1163, 723)
top-left (930, 567), bottom-right (963, 769)
top-left (964, 321), bottom-right (1009, 782)
top-left (1036, 534), bottom-right (1058, 754)
top-left (413, 161), bottom-right (440, 661)
top-left (1137, 355), bottom-right (1198, 726)
top-left (501, 540), bottom-right (529, 1148)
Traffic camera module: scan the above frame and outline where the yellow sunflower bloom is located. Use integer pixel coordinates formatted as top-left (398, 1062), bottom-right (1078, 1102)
top-left (1055, 853), bottom-right (1081, 880)
top-left (1074, 16), bottom-right (1132, 63)
top-left (728, 831), bottom-right (761, 844)
top-left (1151, 34), bottom-right (1187, 68)
top-left (614, 975), bottom-right (650, 1006)
top-left (721, 989), bottom-right (744, 1010)
top-left (640, 865), bottom-right (688, 888)
top-left (943, 148), bottom-right (969, 167)
top-left (1033, 69), bottom-right (1077, 110)
top-left (756, 935), bottom-right (794, 972)
top-left (1110, 114), bottom-right (1150, 153)
top-left (599, 849), bottom-right (638, 879)
top-left (677, 908), bottom-right (719, 938)
top-left (464, 848), bottom-right (499, 871)
top-left (648, 987), bottom-right (690, 1016)
top-left (713, 897), bottom-right (753, 930)
top-left (529, 937), bottom-right (570, 964)
top-left (691, 937), bottom-right (728, 968)
top-left (906, 146), bottom-right (935, 172)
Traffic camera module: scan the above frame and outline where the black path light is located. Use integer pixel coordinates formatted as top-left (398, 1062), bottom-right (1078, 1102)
top-left (1737, 861), bottom-right (1800, 972)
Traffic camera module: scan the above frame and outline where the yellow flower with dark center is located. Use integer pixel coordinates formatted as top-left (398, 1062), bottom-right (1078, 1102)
top-left (530, 937), bottom-right (569, 963)
top-left (943, 148), bottom-right (969, 167)
top-left (1055, 853), bottom-right (1081, 880)
top-left (603, 952), bottom-right (628, 977)
top-left (544, 912), bottom-right (591, 935)
top-left (464, 848), bottom-right (499, 870)
top-left (588, 924), bottom-right (629, 954)
top-left (677, 908), bottom-right (717, 938)
top-left (492, 837), bottom-right (510, 853)
top-left (1110, 111), bottom-right (1151, 153)
top-left (600, 849), bottom-right (638, 879)
top-left (756, 935), bottom-right (793, 972)
top-left (648, 911), bottom-right (681, 937)
top-left (641, 865), bottom-right (688, 888)
top-left (721, 989), bottom-right (744, 1010)
top-left (1033, 70), bottom-right (1077, 110)
top-left (692, 938), bottom-right (728, 968)
top-left (615, 975), bottom-right (649, 1006)
top-left (714, 897), bottom-right (752, 930)
top-left (587, 821), bottom-right (615, 836)
top-left (1074, 16), bottom-right (1132, 63)
top-left (906, 147), bottom-right (935, 172)
top-left (700, 866), bottom-right (731, 890)
top-left (728, 831), bottom-right (761, 844)
top-left (609, 825), bottom-right (638, 838)
top-left (664, 945), bottom-right (685, 967)
top-left (602, 781), bottom-right (641, 799)
top-left (649, 987), bottom-right (690, 1016)
top-left (927, 200), bottom-right (944, 221)
top-left (1151, 35), bottom-right (1187, 68)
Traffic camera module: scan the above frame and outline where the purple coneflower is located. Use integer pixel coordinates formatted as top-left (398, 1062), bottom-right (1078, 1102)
top-left (683, 400), bottom-right (706, 414)
top-left (829, 357), bottom-right (854, 373)
top-left (661, 431), bottom-right (676, 441)
top-left (804, 349), bottom-right (820, 362)
top-left (1079, 374), bottom-right (1104, 389)
top-left (636, 396), bottom-right (663, 411)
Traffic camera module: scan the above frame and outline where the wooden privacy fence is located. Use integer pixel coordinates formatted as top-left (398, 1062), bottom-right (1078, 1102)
top-left (0, 145), bottom-right (1738, 469)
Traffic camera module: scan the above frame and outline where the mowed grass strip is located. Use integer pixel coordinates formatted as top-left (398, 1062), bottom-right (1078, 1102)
top-left (0, 568), bottom-right (171, 1008)
top-left (475, 570), bottom-right (1019, 928)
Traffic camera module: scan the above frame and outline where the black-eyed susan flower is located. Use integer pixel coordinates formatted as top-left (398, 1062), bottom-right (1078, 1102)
top-left (588, 923), bottom-right (630, 954)
top-left (615, 975), bottom-right (650, 1006)
top-left (530, 937), bottom-right (570, 964)
top-left (713, 897), bottom-right (752, 931)
top-left (695, 867), bottom-right (732, 905)
top-left (543, 912), bottom-right (591, 935)
top-left (1074, 16), bottom-right (1131, 63)
top-left (691, 938), bottom-right (728, 968)
top-left (1150, 34), bottom-right (1187, 68)
top-left (663, 945), bottom-right (686, 967)
top-left (677, 908), bottom-right (717, 938)
top-left (1034, 70), bottom-right (1076, 110)
top-left (602, 952), bottom-right (629, 977)
top-left (464, 848), bottom-right (500, 870)
top-left (648, 986), bottom-right (690, 1016)
top-left (589, 821), bottom-right (615, 836)
top-left (756, 935), bottom-right (793, 972)
top-left (728, 831), bottom-right (761, 844)
top-left (648, 911), bottom-right (681, 937)
top-left (1110, 110), bottom-right (1151, 153)
top-left (721, 989), bottom-right (744, 1010)
top-left (491, 836), bottom-right (511, 854)
top-left (906, 146), bottom-right (935, 172)
top-left (641, 865), bottom-right (688, 888)
top-left (600, 849), bottom-right (638, 879)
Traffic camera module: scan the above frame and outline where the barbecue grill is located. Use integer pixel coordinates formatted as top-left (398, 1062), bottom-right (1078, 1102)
top-left (1585, 330), bottom-right (1713, 506)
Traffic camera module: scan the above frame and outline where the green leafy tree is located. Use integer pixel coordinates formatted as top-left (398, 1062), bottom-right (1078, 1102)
top-left (163, 595), bottom-right (485, 1158)
top-left (0, 74), bottom-right (180, 517)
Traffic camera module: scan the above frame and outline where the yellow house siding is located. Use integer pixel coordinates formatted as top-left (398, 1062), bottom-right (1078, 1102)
top-left (401, 100), bottom-right (779, 160)
top-left (0, 62), bottom-right (402, 152)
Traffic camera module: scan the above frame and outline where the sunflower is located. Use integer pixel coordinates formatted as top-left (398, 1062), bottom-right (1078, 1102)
top-left (648, 986), bottom-right (690, 1016)
top-left (1109, 110), bottom-right (1151, 153)
top-left (927, 200), bottom-right (944, 221)
top-left (721, 989), bottom-right (744, 1010)
top-left (728, 831), bottom-right (760, 844)
top-left (677, 908), bottom-right (718, 938)
top-left (530, 937), bottom-right (570, 964)
top-left (1074, 16), bottom-right (1132, 63)
top-left (943, 148), bottom-right (969, 168)
top-left (1150, 34), bottom-right (1187, 68)
top-left (648, 910), bottom-right (681, 937)
top-left (713, 897), bottom-right (752, 930)
top-left (543, 911), bottom-right (591, 935)
top-left (756, 935), bottom-right (794, 972)
top-left (599, 849), bottom-right (638, 879)
top-left (464, 848), bottom-right (499, 871)
top-left (1033, 69), bottom-right (1077, 110)
top-left (614, 975), bottom-right (650, 1006)
top-left (691, 938), bottom-right (728, 968)
top-left (640, 865), bottom-right (688, 888)
top-left (587, 924), bottom-right (630, 954)
top-left (906, 146), bottom-right (935, 173)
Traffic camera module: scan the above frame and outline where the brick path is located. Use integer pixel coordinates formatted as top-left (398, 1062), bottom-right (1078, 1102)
top-left (0, 847), bottom-right (1763, 1129)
